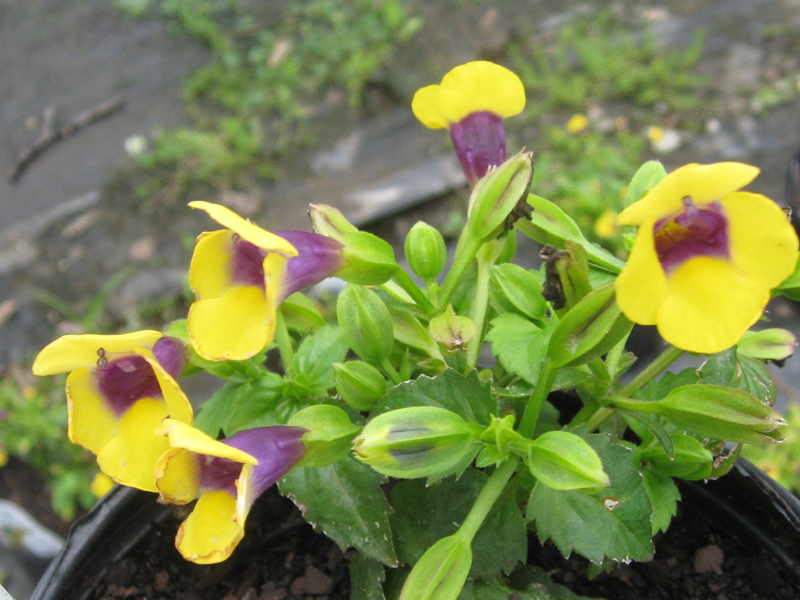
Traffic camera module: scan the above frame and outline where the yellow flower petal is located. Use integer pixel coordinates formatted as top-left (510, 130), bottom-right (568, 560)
top-left (66, 368), bottom-right (119, 454)
top-left (90, 473), bottom-right (115, 498)
top-left (411, 61), bottom-right (525, 129)
top-left (722, 191), bottom-right (799, 288)
top-left (657, 257), bottom-right (768, 353)
top-left (235, 463), bottom-right (258, 524)
top-left (96, 397), bottom-right (172, 492)
top-left (189, 230), bottom-right (234, 300)
top-left (618, 163), bottom-right (760, 226)
top-left (155, 447), bottom-right (201, 504)
top-left (134, 348), bottom-right (193, 425)
top-left (175, 490), bottom-right (244, 564)
top-left (188, 285), bottom-right (274, 361)
top-left (189, 201), bottom-right (297, 257)
top-left (155, 419), bottom-right (257, 465)
top-left (33, 331), bottom-right (162, 375)
top-left (616, 217), bottom-right (669, 325)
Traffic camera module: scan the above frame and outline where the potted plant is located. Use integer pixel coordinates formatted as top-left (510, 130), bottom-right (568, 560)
top-left (30, 61), bottom-right (800, 599)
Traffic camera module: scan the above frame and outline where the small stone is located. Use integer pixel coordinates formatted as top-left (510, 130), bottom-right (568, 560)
top-left (128, 236), bottom-right (156, 262)
top-left (302, 566), bottom-right (334, 595)
top-left (154, 571), bottom-right (170, 591)
top-left (694, 544), bottom-right (724, 575)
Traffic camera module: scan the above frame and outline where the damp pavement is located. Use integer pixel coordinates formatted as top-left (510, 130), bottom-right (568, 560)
top-left (3, 0), bottom-right (800, 597)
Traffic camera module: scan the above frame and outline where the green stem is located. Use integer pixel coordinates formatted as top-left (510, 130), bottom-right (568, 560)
top-left (435, 235), bottom-right (483, 313)
top-left (618, 345), bottom-right (685, 398)
top-left (586, 345), bottom-right (685, 432)
top-left (275, 309), bottom-right (295, 371)
top-left (465, 252), bottom-right (493, 372)
top-left (392, 268), bottom-right (435, 314)
top-left (380, 358), bottom-right (403, 386)
top-left (458, 457), bottom-right (519, 542)
top-left (518, 359), bottom-right (557, 439)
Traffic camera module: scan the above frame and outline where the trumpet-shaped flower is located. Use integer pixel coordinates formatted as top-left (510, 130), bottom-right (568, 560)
top-left (155, 420), bottom-right (308, 564)
top-left (188, 201), bottom-right (345, 361)
top-left (32, 332), bottom-right (192, 491)
top-left (616, 163), bottom-right (799, 353)
top-left (412, 61), bottom-right (526, 184)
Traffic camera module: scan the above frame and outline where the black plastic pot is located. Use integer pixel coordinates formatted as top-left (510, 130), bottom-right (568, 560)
top-left (30, 458), bottom-right (800, 600)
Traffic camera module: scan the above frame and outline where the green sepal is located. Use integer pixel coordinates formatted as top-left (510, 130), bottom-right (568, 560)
top-left (280, 292), bottom-right (326, 334)
top-left (640, 433), bottom-right (713, 480)
top-left (489, 263), bottom-right (548, 325)
top-left (289, 405), bottom-right (360, 467)
top-left (548, 283), bottom-right (633, 368)
top-left (398, 535), bottom-right (472, 600)
top-left (337, 231), bottom-right (399, 285)
top-left (428, 306), bottom-right (476, 353)
top-left (334, 361), bottom-right (388, 411)
top-left (737, 328), bottom-right (796, 361)
top-left (338, 284), bottom-right (394, 363)
top-left (525, 430), bottom-right (610, 491)
top-left (389, 304), bottom-right (443, 359)
top-left (309, 203), bottom-right (359, 238)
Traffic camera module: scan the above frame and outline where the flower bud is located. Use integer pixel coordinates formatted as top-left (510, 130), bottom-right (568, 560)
top-left (389, 304), bottom-right (443, 359)
top-left (405, 222), bottom-right (447, 282)
top-left (548, 283), bottom-right (633, 368)
top-left (737, 329), bottom-right (796, 362)
top-left (640, 433), bottom-right (713, 480)
top-left (308, 204), bottom-right (358, 238)
top-left (467, 151), bottom-right (533, 242)
top-left (399, 534), bottom-right (472, 600)
top-left (337, 284), bottom-right (394, 363)
top-left (336, 231), bottom-right (399, 285)
top-left (489, 263), bottom-right (548, 323)
top-left (353, 407), bottom-right (480, 479)
top-left (525, 431), bottom-right (610, 491)
top-left (333, 361), bottom-right (388, 411)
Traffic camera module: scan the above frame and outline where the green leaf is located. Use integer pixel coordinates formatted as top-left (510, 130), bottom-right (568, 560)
top-left (489, 263), bottom-right (548, 325)
top-left (640, 469), bottom-right (680, 535)
top-left (527, 433), bottom-right (654, 564)
top-left (194, 381), bottom-right (238, 437)
top-left (281, 292), bottom-right (326, 334)
top-left (279, 455), bottom-right (397, 566)
top-left (486, 314), bottom-right (553, 386)
top-left (635, 368), bottom-right (699, 400)
top-left (288, 325), bottom-right (349, 398)
top-left (737, 355), bottom-right (776, 405)
top-left (372, 369), bottom-right (494, 426)
top-left (623, 160), bottom-right (667, 207)
top-left (389, 470), bottom-right (526, 581)
top-left (226, 373), bottom-right (293, 434)
top-left (350, 551), bottom-right (387, 600)
top-left (698, 348), bottom-right (737, 386)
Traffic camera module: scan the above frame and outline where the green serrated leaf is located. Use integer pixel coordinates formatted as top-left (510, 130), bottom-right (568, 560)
top-left (288, 325), bottom-right (349, 398)
top-left (372, 369), bottom-right (494, 426)
top-left (470, 487), bottom-right (527, 580)
top-left (736, 355), bottom-right (776, 405)
top-left (635, 368), bottom-right (700, 401)
top-left (279, 455), bottom-right (397, 566)
top-left (698, 348), bottom-right (737, 386)
top-left (194, 381), bottom-right (238, 437)
top-left (640, 469), bottom-right (680, 535)
top-left (350, 551), bottom-right (387, 600)
top-left (527, 433), bottom-right (653, 564)
top-left (485, 315), bottom-right (554, 386)
top-left (225, 373), bottom-right (293, 434)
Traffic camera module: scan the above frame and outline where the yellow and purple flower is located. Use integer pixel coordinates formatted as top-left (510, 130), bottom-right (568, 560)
top-left (411, 61), bottom-right (526, 185)
top-left (155, 420), bottom-right (308, 564)
top-left (616, 162), bottom-right (799, 353)
top-left (188, 201), bottom-right (345, 361)
top-left (32, 332), bottom-right (192, 491)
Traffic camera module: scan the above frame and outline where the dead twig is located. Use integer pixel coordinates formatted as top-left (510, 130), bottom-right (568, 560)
top-left (9, 95), bottom-right (125, 183)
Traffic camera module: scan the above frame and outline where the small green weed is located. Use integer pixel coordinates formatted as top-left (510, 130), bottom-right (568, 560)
top-left (0, 373), bottom-right (98, 521)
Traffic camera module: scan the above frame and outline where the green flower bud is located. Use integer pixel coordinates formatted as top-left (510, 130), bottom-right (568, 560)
top-left (389, 305), bottom-right (443, 359)
top-left (335, 231), bottom-right (399, 285)
top-left (353, 406), bottom-right (480, 479)
top-left (608, 385), bottom-right (787, 445)
top-left (489, 263), bottom-right (548, 323)
top-left (405, 221), bottom-right (447, 282)
top-left (737, 329), bottom-right (796, 361)
top-left (281, 292), bottom-right (326, 335)
top-left (525, 431), bottom-right (610, 491)
top-left (333, 361), bottom-right (387, 411)
top-left (399, 534), bottom-right (472, 600)
top-left (640, 434), bottom-right (713, 480)
top-left (548, 283), bottom-right (633, 368)
top-left (467, 151), bottom-right (533, 242)
top-left (289, 405), bottom-right (360, 467)
top-left (337, 284), bottom-right (394, 363)
top-left (308, 203), bottom-right (358, 238)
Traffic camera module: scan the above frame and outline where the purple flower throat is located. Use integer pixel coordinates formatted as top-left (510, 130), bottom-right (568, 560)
top-left (653, 197), bottom-right (729, 274)
top-left (96, 337), bottom-right (187, 416)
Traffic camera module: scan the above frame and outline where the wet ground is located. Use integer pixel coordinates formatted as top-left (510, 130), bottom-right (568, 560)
top-left (3, 0), bottom-right (800, 596)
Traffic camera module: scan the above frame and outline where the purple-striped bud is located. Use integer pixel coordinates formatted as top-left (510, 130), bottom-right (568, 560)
top-left (275, 230), bottom-right (345, 298)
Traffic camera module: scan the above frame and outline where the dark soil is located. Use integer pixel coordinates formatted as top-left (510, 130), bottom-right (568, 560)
top-left (533, 500), bottom-right (799, 600)
top-left (85, 487), bottom-right (350, 600)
